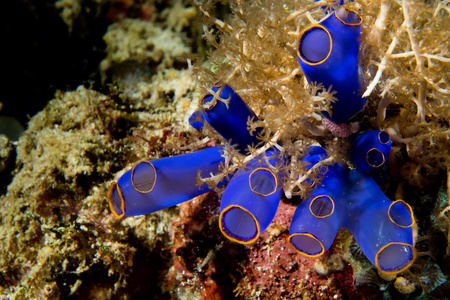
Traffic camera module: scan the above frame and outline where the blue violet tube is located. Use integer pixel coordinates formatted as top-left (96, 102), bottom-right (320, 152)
top-left (108, 146), bottom-right (226, 218)
top-left (200, 83), bottom-right (262, 153)
top-left (219, 149), bottom-right (284, 244)
top-left (289, 146), bottom-right (416, 275)
top-left (297, 6), bottom-right (366, 123)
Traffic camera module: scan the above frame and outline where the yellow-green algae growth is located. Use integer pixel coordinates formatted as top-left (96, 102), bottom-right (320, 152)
top-left (0, 1), bottom-right (200, 298)
top-left (0, 82), bottom-right (191, 298)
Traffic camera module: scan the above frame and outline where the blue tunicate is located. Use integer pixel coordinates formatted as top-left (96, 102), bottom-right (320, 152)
top-left (297, 6), bottom-right (366, 123)
top-left (350, 130), bottom-right (392, 172)
top-left (219, 149), bottom-right (284, 244)
top-left (289, 146), bottom-right (416, 275)
top-left (201, 83), bottom-right (262, 153)
top-left (107, 146), bottom-right (227, 218)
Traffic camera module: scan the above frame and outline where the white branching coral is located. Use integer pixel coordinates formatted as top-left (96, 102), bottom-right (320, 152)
top-left (360, 0), bottom-right (450, 156)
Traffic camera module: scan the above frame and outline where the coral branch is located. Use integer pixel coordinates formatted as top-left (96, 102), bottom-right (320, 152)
top-left (284, 155), bottom-right (335, 199)
top-left (423, 53), bottom-right (450, 62)
top-left (402, 0), bottom-right (424, 74)
top-left (424, 76), bottom-right (450, 94)
top-left (433, 0), bottom-right (450, 18)
top-left (242, 130), bottom-right (282, 165)
top-left (362, 23), bottom-right (405, 98)
top-left (386, 127), bottom-right (450, 145)
top-left (284, 0), bottom-right (328, 24)
top-left (370, 0), bottom-right (391, 41)
top-left (196, 3), bottom-right (232, 32)
top-left (202, 25), bottom-right (220, 49)
top-left (412, 80), bottom-right (427, 124)
top-left (401, 0), bottom-right (428, 123)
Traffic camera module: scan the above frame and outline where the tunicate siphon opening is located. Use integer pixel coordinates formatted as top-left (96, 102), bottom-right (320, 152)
top-left (108, 182), bottom-right (124, 218)
top-left (298, 25), bottom-right (331, 64)
top-left (310, 195), bottom-right (334, 218)
top-left (376, 242), bottom-right (416, 275)
top-left (367, 148), bottom-right (385, 168)
top-left (335, 6), bottom-right (362, 25)
top-left (220, 205), bottom-right (259, 244)
top-left (131, 161), bottom-right (157, 193)
top-left (249, 168), bottom-right (277, 196)
top-left (388, 200), bottom-right (415, 227)
top-left (289, 233), bottom-right (324, 257)
top-left (379, 131), bottom-right (391, 144)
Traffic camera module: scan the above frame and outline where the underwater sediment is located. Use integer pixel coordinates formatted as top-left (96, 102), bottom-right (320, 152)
top-left (1, 0), bottom-right (450, 299)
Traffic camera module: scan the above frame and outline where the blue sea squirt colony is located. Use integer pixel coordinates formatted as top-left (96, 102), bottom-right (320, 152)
top-left (108, 6), bottom-right (416, 276)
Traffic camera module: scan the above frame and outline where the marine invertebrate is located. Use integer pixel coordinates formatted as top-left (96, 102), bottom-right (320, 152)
top-left (219, 149), bottom-right (284, 244)
top-left (297, 6), bottom-right (366, 124)
top-left (107, 3), bottom-right (423, 282)
top-left (102, 0), bottom-right (450, 297)
top-left (198, 83), bottom-right (262, 153)
top-left (289, 145), bottom-right (416, 276)
top-left (110, 88), bottom-right (414, 280)
top-left (5, 0), bottom-right (446, 298)
top-left (108, 146), bottom-right (226, 218)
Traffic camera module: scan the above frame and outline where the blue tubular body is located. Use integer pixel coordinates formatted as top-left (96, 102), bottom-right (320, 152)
top-left (108, 146), bottom-right (226, 218)
top-left (201, 83), bottom-right (262, 153)
top-left (289, 146), bottom-right (416, 275)
top-left (301, 146), bottom-right (327, 169)
top-left (188, 110), bottom-right (205, 130)
top-left (219, 150), bottom-right (283, 244)
top-left (297, 6), bottom-right (366, 123)
top-left (344, 170), bottom-right (416, 275)
top-left (289, 167), bottom-right (345, 257)
top-left (350, 130), bottom-right (392, 172)
top-left (289, 148), bottom-right (346, 257)
top-left (300, 146), bottom-right (328, 187)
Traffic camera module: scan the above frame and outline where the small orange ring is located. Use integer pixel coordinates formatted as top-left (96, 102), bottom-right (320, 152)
top-left (388, 200), bottom-right (415, 228)
top-left (302, 178), bottom-right (315, 188)
top-left (219, 205), bottom-right (260, 245)
top-left (297, 24), bottom-right (333, 66)
top-left (335, 6), bottom-right (363, 26)
top-left (366, 148), bottom-right (385, 168)
top-left (107, 182), bottom-right (125, 219)
top-left (131, 161), bottom-right (157, 193)
top-left (375, 242), bottom-right (417, 276)
top-left (379, 131), bottom-right (391, 145)
top-left (288, 233), bottom-right (325, 257)
top-left (249, 167), bottom-right (277, 196)
top-left (309, 195), bottom-right (335, 218)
